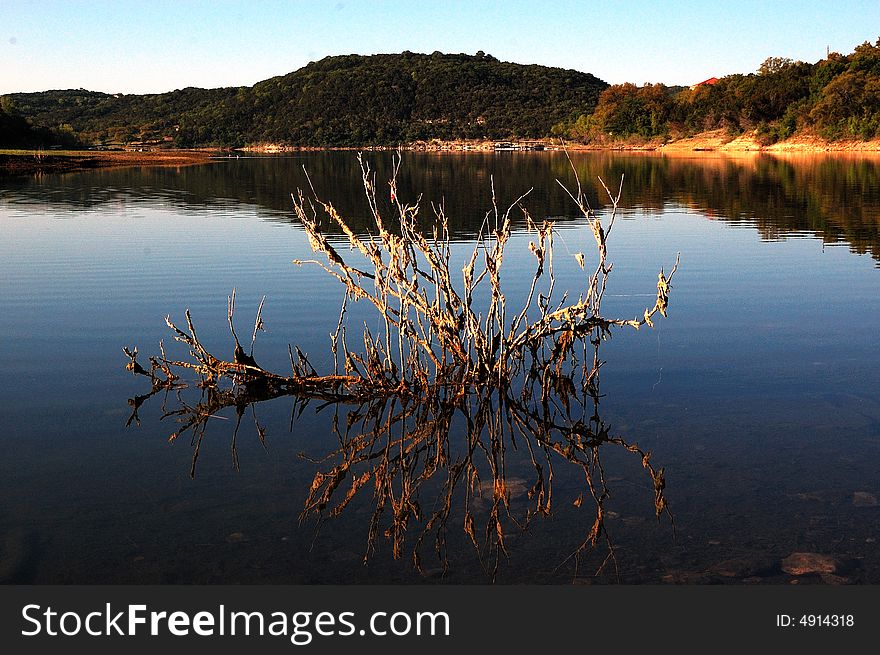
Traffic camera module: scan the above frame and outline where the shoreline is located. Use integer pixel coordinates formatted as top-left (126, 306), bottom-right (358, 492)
top-left (240, 130), bottom-right (880, 154)
top-left (0, 149), bottom-right (219, 176)
top-left (655, 129), bottom-right (880, 153)
top-left (4, 129), bottom-right (880, 178)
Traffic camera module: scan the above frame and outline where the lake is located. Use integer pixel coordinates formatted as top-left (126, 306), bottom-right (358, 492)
top-left (1, 151), bottom-right (878, 584)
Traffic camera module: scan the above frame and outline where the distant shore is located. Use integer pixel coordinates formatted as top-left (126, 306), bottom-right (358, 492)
top-left (241, 130), bottom-right (880, 154)
top-left (653, 129), bottom-right (880, 153)
top-left (4, 130), bottom-right (880, 177)
top-left (0, 149), bottom-right (217, 176)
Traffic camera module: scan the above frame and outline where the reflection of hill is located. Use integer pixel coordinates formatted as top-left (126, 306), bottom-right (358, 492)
top-left (5, 152), bottom-right (880, 261)
top-left (661, 154), bottom-right (880, 260)
top-left (558, 153), bottom-right (880, 262)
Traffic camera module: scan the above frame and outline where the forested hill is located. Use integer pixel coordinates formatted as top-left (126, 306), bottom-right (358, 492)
top-left (0, 97), bottom-right (81, 148)
top-left (553, 39), bottom-right (880, 145)
top-left (4, 52), bottom-right (608, 148)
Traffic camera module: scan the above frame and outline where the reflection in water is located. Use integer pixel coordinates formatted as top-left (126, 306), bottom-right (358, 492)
top-left (6, 151), bottom-right (880, 262)
top-left (129, 330), bottom-right (672, 580)
top-left (4, 151), bottom-right (877, 583)
top-left (125, 158), bottom-right (676, 579)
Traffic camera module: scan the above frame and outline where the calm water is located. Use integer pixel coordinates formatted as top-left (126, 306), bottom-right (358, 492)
top-left (1, 151), bottom-right (878, 584)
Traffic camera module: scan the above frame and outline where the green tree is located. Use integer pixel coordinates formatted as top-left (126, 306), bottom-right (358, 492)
top-left (810, 70), bottom-right (880, 139)
top-left (758, 57), bottom-right (795, 75)
top-left (586, 83), bottom-right (673, 140)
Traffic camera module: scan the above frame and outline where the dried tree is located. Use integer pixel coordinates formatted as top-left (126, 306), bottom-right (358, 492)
top-left (125, 152), bottom-right (678, 580)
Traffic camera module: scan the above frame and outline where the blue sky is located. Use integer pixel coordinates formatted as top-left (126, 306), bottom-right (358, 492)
top-left (2, 0), bottom-right (878, 94)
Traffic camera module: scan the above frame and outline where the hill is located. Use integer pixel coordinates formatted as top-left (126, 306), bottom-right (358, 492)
top-left (4, 52), bottom-right (608, 148)
top-left (553, 39), bottom-right (880, 146)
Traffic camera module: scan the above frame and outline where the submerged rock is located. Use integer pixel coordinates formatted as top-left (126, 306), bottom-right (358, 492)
top-left (662, 570), bottom-right (711, 584)
top-left (852, 491), bottom-right (878, 507)
top-left (479, 477), bottom-right (528, 497)
top-left (781, 552), bottom-right (839, 576)
top-left (713, 555), bottom-right (777, 578)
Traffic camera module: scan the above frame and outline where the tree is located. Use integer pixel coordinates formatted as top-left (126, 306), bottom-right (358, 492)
top-left (758, 57), bottom-right (795, 75)
top-left (585, 83), bottom-right (673, 140)
top-left (1, 95), bottom-right (18, 115)
top-left (810, 70), bottom-right (880, 139)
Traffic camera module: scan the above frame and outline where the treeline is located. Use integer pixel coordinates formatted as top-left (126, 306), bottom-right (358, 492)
top-left (3, 87), bottom-right (242, 148)
top-left (5, 41), bottom-right (879, 149)
top-left (0, 97), bottom-right (81, 148)
top-left (4, 52), bottom-right (606, 148)
top-left (554, 39), bottom-right (880, 144)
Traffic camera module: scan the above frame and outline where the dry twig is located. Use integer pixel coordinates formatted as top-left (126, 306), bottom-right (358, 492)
top-left (125, 152), bottom-right (679, 580)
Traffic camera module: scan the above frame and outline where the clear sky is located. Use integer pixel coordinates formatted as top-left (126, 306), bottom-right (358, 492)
top-left (2, 0), bottom-right (878, 95)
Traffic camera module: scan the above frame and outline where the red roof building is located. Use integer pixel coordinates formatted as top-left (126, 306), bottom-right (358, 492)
top-left (690, 77), bottom-right (719, 90)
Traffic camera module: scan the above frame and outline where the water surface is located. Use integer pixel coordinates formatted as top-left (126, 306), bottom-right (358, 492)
top-left (1, 151), bottom-right (878, 583)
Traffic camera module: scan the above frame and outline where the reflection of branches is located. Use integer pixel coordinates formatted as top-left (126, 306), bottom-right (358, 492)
top-left (295, 334), bottom-right (673, 580)
top-left (126, 332), bottom-right (672, 579)
top-left (124, 153), bottom-right (678, 579)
